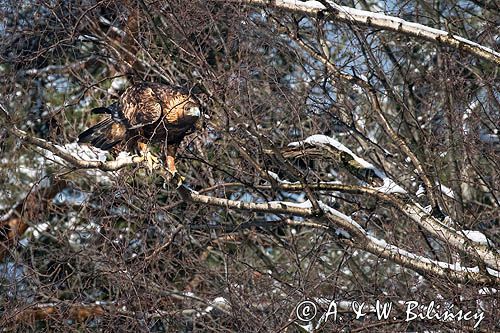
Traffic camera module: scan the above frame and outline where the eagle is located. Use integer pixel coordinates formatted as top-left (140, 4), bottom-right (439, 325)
top-left (78, 82), bottom-right (202, 180)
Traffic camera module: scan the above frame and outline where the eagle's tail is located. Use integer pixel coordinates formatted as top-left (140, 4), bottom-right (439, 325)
top-left (78, 116), bottom-right (126, 151)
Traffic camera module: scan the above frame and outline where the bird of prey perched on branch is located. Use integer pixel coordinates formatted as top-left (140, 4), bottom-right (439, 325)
top-left (78, 82), bottom-right (202, 182)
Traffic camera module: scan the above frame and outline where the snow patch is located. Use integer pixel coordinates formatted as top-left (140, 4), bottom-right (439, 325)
top-left (267, 171), bottom-right (299, 184)
top-left (25, 222), bottom-right (50, 239)
top-left (199, 296), bottom-right (230, 316)
top-left (368, 235), bottom-right (481, 274)
top-left (438, 183), bottom-right (455, 199)
top-left (269, 199), bottom-right (313, 209)
top-left (289, 134), bottom-right (407, 194)
top-left (63, 142), bottom-right (107, 162)
top-left (486, 267), bottom-right (500, 278)
top-left (462, 230), bottom-right (492, 246)
top-left (373, 177), bottom-right (407, 194)
top-left (267, 200), bottom-right (358, 238)
top-left (415, 184), bottom-right (425, 197)
top-left (318, 201), bottom-right (366, 235)
top-left (478, 287), bottom-right (497, 295)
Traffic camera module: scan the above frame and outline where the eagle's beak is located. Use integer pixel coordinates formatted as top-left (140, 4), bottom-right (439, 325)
top-left (186, 106), bottom-right (201, 118)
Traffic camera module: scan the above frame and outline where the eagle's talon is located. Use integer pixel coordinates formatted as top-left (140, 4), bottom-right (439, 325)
top-left (141, 150), bottom-right (162, 172)
top-left (168, 170), bottom-right (185, 188)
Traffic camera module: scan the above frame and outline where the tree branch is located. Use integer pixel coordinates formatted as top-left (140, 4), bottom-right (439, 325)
top-left (6, 122), bottom-right (498, 284)
top-left (9, 127), bottom-right (144, 171)
top-left (178, 186), bottom-right (499, 285)
top-left (227, 0), bottom-right (500, 65)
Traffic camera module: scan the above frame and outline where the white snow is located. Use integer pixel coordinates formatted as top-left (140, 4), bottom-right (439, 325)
top-left (269, 199), bottom-right (313, 209)
top-left (368, 235), bottom-right (481, 274)
top-left (199, 296), bottom-right (230, 316)
top-left (478, 287), bottom-right (497, 295)
top-left (61, 142), bottom-right (107, 162)
top-left (486, 267), bottom-right (500, 278)
top-left (39, 142), bottom-right (108, 166)
top-left (415, 184), bottom-right (426, 197)
top-left (462, 230), bottom-right (491, 246)
top-left (318, 201), bottom-right (366, 235)
top-left (277, 0), bottom-right (500, 62)
top-left (463, 100), bottom-right (477, 121)
top-left (289, 134), bottom-right (407, 194)
top-left (295, 0), bottom-right (323, 10)
top-left (31, 142), bottom-right (115, 183)
top-left (267, 171), bottom-right (299, 184)
top-left (373, 177), bottom-right (407, 194)
top-left (26, 222), bottom-right (50, 239)
top-left (108, 77), bottom-right (128, 94)
top-left (267, 199), bottom-right (359, 237)
top-left (289, 134), bottom-right (372, 167)
top-left (438, 183), bottom-right (455, 199)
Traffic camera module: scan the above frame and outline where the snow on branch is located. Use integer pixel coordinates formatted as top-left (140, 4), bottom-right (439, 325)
top-left (401, 201), bottom-right (499, 271)
top-left (461, 230), bottom-right (493, 247)
top-left (8, 126), bottom-right (499, 283)
top-left (316, 200), bottom-right (497, 284)
top-left (318, 200), bottom-right (498, 284)
top-left (289, 134), bottom-right (407, 194)
top-left (365, 235), bottom-right (489, 282)
top-left (284, 134), bottom-right (499, 271)
top-left (232, 0), bottom-right (500, 65)
top-left (10, 127), bottom-right (144, 171)
top-left (227, 196), bottom-right (499, 285)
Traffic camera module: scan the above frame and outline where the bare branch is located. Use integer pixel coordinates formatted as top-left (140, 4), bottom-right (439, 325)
top-left (178, 186), bottom-right (499, 285)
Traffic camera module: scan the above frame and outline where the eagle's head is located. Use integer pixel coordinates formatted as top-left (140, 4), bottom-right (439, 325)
top-left (182, 100), bottom-right (204, 132)
top-left (185, 104), bottom-right (201, 118)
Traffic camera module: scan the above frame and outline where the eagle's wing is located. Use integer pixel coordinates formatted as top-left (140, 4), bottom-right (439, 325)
top-left (119, 84), bottom-right (164, 129)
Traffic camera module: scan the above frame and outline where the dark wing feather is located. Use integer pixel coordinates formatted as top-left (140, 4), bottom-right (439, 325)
top-left (78, 117), bottom-right (126, 150)
top-left (90, 103), bottom-right (130, 127)
top-left (91, 107), bottom-right (110, 115)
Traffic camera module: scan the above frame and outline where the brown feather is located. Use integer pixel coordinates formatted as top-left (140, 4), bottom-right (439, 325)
top-left (79, 82), bottom-right (202, 156)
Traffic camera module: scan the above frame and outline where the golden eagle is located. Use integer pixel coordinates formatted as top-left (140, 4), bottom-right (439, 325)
top-left (78, 82), bottom-right (202, 176)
